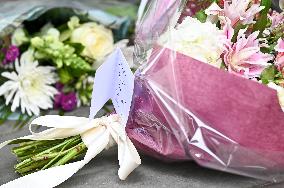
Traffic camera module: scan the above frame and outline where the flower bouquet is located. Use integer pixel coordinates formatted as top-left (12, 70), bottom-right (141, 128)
top-left (0, 0), bottom-right (136, 127)
top-left (127, 0), bottom-right (284, 181)
top-left (2, 0), bottom-right (284, 187)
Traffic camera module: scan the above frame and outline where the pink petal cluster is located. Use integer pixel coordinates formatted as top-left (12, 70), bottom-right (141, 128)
top-left (269, 11), bottom-right (284, 28)
top-left (275, 38), bottom-right (284, 53)
top-left (275, 38), bottom-right (284, 72)
top-left (206, 0), bottom-right (264, 26)
top-left (224, 28), bottom-right (273, 78)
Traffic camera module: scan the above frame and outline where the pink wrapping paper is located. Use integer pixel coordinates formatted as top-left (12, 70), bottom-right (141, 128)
top-left (126, 46), bottom-right (284, 181)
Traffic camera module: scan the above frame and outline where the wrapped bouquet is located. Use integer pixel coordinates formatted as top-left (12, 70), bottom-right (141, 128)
top-left (1, 0), bottom-right (284, 187)
top-left (128, 0), bottom-right (284, 181)
top-left (0, 0), bottom-right (136, 127)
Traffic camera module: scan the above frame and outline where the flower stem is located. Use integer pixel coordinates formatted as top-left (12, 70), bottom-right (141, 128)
top-left (52, 142), bottom-right (86, 167)
top-left (11, 135), bottom-right (86, 176)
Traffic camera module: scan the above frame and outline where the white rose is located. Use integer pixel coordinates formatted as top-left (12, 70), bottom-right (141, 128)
top-left (11, 27), bottom-right (29, 46)
top-left (71, 22), bottom-right (114, 60)
top-left (159, 17), bottom-right (226, 68)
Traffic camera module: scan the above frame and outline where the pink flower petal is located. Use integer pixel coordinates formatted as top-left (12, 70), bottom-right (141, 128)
top-left (275, 38), bottom-right (284, 53)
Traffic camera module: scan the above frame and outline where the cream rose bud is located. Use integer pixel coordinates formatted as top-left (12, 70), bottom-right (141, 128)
top-left (12, 27), bottom-right (29, 46)
top-left (71, 23), bottom-right (114, 60)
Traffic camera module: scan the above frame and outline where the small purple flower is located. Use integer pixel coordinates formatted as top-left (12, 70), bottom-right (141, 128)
top-left (2, 45), bottom-right (20, 65)
top-left (5, 45), bottom-right (19, 62)
top-left (55, 82), bottom-right (64, 92)
top-left (54, 94), bottom-right (62, 109)
top-left (2, 59), bottom-right (8, 65)
top-left (61, 92), bottom-right (77, 111)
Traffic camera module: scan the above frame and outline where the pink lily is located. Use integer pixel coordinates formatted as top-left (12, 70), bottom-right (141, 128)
top-left (205, 0), bottom-right (264, 27)
top-left (269, 11), bottom-right (284, 28)
top-left (224, 28), bottom-right (273, 78)
top-left (275, 38), bottom-right (284, 72)
top-left (275, 38), bottom-right (284, 53)
top-left (223, 20), bottom-right (234, 46)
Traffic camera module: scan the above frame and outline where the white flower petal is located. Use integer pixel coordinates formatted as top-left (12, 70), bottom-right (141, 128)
top-left (14, 59), bottom-right (20, 73)
top-left (5, 87), bottom-right (17, 105)
top-left (1, 72), bottom-right (18, 81)
top-left (11, 92), bottom-right (20, 112)
top-left (29, 104), bottom-right (40, 116)
top-left (0, 81), bottom-right (15, 95)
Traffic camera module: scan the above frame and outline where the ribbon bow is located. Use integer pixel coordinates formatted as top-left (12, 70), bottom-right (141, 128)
top-left (0, 49), bottom-right (140, 187)
top-left (0, 114), bottom-right (140, 188)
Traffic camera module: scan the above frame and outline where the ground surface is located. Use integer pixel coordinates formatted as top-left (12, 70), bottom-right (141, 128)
top-left (0, 107), bottom-right (283, 188)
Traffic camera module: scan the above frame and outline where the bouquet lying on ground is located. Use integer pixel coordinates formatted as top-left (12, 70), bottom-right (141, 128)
top-left (127, 0), bottom-right (284, 181)
top-left (5, 0), bottom-right (284, 184)
top-left (0, 0), bottom-right (136, 127)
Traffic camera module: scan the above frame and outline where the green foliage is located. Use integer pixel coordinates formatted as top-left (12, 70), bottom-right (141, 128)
top-left (261, 65), bottom-right (277, 84)
top-left (23, 8), bottom-right (89, 34)
top-left (195, 10), bottom-right (207, 23)
top-left (105, 5), bottom-right (138, 21)
top-left (75, 75), bottom-right (93, 106)
top-left (104, 4), bottom-right (138, 39)
top-left (253, 0), bottom-right (271, 34)
top-left (269, 24), bottom-right (284, 45)
top-left (0, 98), bottom-right (33, 129)
top-left (232, 23), bottom-right (247, 43)
top-left (65, 42), bottom-right (85, 55)
top-left (58, 69), bottom-right (73, 84)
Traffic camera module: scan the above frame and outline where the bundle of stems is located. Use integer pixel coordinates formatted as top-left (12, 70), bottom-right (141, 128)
top-left (10, 135), bottom-right (86, 176)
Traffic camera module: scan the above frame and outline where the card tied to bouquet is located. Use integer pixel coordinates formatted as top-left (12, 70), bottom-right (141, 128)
top-left (0, 48), bottom-right (140, 188)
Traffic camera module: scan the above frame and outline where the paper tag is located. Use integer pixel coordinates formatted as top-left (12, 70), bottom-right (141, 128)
top-left (89, 48), bottom-right (134, 126)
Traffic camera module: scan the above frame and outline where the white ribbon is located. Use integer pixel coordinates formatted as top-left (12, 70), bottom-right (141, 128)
top-left (0, 114), bottom-right (141, 188)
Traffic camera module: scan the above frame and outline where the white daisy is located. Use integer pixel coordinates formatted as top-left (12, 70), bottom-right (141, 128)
top-left (0, 50), bottom-right (57, 116)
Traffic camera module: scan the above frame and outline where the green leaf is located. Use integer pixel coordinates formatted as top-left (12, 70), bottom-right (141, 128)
top-left (253, 0), bottom-right (271, 34)
top-left (64, 42), bottom-right (85, 54)
top-left (58, 69), bottom-right (73, 84)
top-left (18, 116), bottom-right (33, 129)
top-left (0, 105), bottom-right (12, 125)
top-left (105, 5), bottom-right (138, 21)
top-left (59, 30), bottom-right (71, 42)
top-left (13, 113), bottom-right (25, 129)
top-left (260, 65), bottom-right (277, 84)
top-left (232, 23), bottom-right (247, 42)
top-left (195, 10), bottom-right (207, 23)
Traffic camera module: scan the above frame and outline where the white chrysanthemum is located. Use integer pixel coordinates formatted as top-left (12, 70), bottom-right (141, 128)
top-left (0, 50), bottom-right (57, 116)
top-left (159, 17), bottom-right (226, 68)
